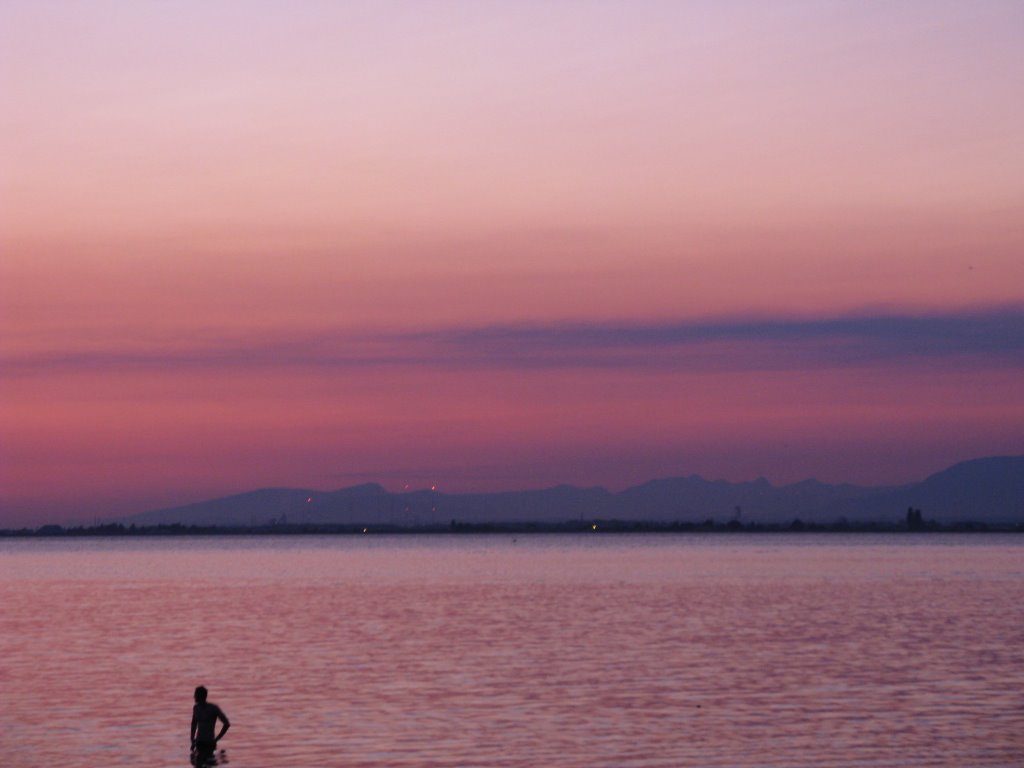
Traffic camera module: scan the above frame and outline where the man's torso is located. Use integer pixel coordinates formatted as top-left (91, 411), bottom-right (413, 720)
top-left (193, 703), bottom-right (223, 743)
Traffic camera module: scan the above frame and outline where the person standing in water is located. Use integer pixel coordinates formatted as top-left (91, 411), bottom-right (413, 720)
top-left (191, 686), bottom-right (230, 765)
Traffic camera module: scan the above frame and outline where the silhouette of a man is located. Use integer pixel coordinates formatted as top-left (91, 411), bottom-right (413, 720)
top-left (191, 686), bottom-right (229, 764)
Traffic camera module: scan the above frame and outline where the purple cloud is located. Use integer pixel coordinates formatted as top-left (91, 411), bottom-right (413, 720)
top-left (3, 306), bottom-right (1022, 376)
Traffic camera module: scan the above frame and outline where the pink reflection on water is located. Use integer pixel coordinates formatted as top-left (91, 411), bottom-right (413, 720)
top-left (1, 534), bottom-right (1022, 767)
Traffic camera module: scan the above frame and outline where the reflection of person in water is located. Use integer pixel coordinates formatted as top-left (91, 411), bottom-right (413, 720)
top-left (191, 686), bottom-right (229, 766)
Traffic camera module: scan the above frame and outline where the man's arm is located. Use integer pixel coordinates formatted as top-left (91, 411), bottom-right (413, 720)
top-left (215, 708), bottom-right (230, 743)
top-left (190, 709), bottom-right (198, 744)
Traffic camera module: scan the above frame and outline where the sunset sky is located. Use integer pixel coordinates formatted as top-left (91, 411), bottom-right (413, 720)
top-left (2, 1), bottom-right (1022, 526)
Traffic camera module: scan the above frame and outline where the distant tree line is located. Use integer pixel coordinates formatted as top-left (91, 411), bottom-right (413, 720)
top-left (1, 515), bottom-right (1019, 537)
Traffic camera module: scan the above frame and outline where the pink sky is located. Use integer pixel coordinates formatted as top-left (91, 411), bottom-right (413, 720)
top-left (2, 2), bottom-right (1023, 525)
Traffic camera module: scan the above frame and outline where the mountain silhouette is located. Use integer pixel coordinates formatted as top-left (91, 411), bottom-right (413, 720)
top-left (829, 456), bottom-right (1024, 524)
top-left (125, 455), bottom-right (1023, 528)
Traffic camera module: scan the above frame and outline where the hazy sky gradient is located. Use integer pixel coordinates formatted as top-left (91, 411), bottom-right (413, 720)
top-left (2, 1), bottom-right (1023, 524)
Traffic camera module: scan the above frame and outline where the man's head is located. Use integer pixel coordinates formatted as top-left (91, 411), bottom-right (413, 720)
top-left (194, 686), bottom-right (208, 704)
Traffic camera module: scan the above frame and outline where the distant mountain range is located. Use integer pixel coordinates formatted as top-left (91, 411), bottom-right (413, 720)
top-left (125, 456), bottom-right (1024, 528)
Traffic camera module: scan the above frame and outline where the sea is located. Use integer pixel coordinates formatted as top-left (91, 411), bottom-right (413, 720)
top-left (1, 533), bottom-right (1021, 768)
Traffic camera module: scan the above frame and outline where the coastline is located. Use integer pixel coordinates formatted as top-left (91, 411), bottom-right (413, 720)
top-left (4, 518), bottom-right (1020, 538)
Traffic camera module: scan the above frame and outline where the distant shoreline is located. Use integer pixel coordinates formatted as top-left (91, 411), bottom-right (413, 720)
top-left (3, 519), bottom-right (1021, 538)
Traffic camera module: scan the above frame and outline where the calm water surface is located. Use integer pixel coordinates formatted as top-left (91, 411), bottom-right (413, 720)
top-left (1, 534), bottom-right (1022, 767)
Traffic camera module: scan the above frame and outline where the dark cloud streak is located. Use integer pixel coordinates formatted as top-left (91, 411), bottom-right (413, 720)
top-left (3, 306), bottom-right (1022, 376)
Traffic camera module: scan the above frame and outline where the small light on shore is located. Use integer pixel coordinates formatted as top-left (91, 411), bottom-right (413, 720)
top-left (592, 523), bottom-right (598, 531)
top-left (362, 528), bottom-right (368, 534)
